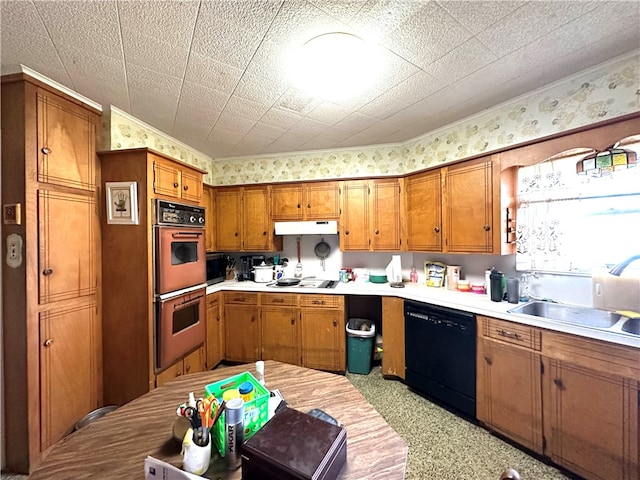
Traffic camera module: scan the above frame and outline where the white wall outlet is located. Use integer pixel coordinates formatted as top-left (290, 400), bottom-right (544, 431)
top-left (6, 233), bottom-right (23, 268)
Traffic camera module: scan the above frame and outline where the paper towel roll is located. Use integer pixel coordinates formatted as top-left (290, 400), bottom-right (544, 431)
top-left (386, 255), bottom-right (402, 283)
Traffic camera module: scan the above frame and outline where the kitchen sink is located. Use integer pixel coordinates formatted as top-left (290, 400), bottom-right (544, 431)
top-left (621, 318), bottom-right (640, 335)
top-left (508, 301), bottom-right (621, 329)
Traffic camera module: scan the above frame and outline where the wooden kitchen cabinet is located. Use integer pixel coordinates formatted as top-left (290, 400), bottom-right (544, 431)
top-left (214, 186), bottom-right (282, 252)
top-left (299, 295), bottom-right (345, 371)
top-left (202, 185), bottom-right (215, 252)
top-left (1, 72), bottom-right (102, 473)
top-left (224, 292), bottom-right (261, 362)
top-left (340, 179), bottom-right (401, 251)
top-left (261, 293), bottom-right (299, 365)
top-left (271, 181), bottom-right (341, 220)
top-left (381, 297), bottom-right (405, 379)
top-left (156, 346), bottom-right (206, 387)
top-left (542, 331), bottom-right (639, 480)
top-left (206, 292), bottom-right (224, 369)
top-left (405, 169), bottom-right (443, 252)
top-left (153, 155), bottom-right (205, 203)
top-left (476, 317), bottom-right (543, 454)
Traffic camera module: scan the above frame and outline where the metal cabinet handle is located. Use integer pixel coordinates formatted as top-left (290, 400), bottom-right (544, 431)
top-left (234, 232), bottom-right (238, 236)
top-left (307, 203), bottom-right (311, 208)
top-left (44, 338), bottom-right (54, 347)
top-left (183, 185), bottom-right (189, 191)
top-left (345, 230), bottom-right (349, 235)
top-left (291, 318), bottom-right (295, 325)
top-left (484, 355), bottom-right (492, 365)
top-left (374, 229), bottom-right (380, 234)
top-left (484, 225), bottom-right (491, 231)
top-left (42, 268), bottom-right (53, 276)
top-left (173, 182), bottom-right (179, 188)
top-left (333, 320), bottom-right (337, 326)
top-left (553, 378), bottom-right (563, 389)
top-left (297, 204), bottom-right (301, 208)
top-left (312, 300), bottom-right (326, 305)
top-left (272, 298), bottom-right (284, 303)
top-left (263, 231), bottom-right (267, 236)
top-left (496, 329), bottom-right (522, 340)
top-left (434, 226), bottom-right (440, 233)
top-left (41, 147), bottom-right (51, 155)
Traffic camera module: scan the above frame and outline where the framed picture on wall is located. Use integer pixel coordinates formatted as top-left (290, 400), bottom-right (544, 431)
top-left (106, 181), bottom-right (139, 225)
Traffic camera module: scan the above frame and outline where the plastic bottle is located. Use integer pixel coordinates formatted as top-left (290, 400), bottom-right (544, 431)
top-left (485, 269), bottom-right (493, 298)
top-left (255, 360), bottom-right (265, 386)
top-left (410, 267), bottom-right (418, 283)
top-left (519, 273), bottom-right (530, 302)
top-left (225, 398), bottom-right (245, 470)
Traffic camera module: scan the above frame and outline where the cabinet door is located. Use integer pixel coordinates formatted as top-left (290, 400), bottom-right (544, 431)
top-left (153, 158), bottom-right (181, 199)
top-left (261, 306), bottom-right (299, 365)
top-left (206, 293), bottom-right (224, 369)
top-left (444, 157), bottom-right (494, 252)
top-left (202, 186), bottom-right (215, 252)
top-left (370, 179), bottom-right (401, 251)
top-left (181, 169), bottom-right (202, 203)
top-left (304, 181), bottom-right (341, 219)
top-left (477, 339), bottom-right (543, 454)
top-left (300, 309), bottom-right (344, 371)
top-left (38, 190), bottom-right (97, 304)
top-left (271, 184), bottom-right (304, 220)
top-left (224, 304), bottom-right (260, 362)
top-left (381, 297), bottom-right (405, 379)
top-left (184, 346), bottom-right (205, 375)
top-left (340, 181), bottom-right (369, 251)
top-left (544, 358), bottom-right (639, 480)
top-left (39, 302), bottom-right (98, 450)
top-left (36, 90), bottom-right (97, 191)
top-left (243, 186), bottom-right (271, 250)
top-left (155, 361), bottom-right (183, 387)
top-left (215, 188), bottom-right (242, 251)
top-left (406, 170), bottom-right (442, 251)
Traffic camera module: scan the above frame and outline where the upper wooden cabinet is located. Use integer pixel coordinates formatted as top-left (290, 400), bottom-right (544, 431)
top-left (202, 186), bottom-right (215, 252)
top-left (271, 181), bottom-right (341, 221)
top-left (406, 154), bottom-right (515, 254)
top-left (153, 155), bottom-right (206, 203)
top-left (214, 186), bottom-right (282, 252)
top-left (36, 90), bottom-right (97, 191)
top-left (340, 179), bottom-right (401, 251)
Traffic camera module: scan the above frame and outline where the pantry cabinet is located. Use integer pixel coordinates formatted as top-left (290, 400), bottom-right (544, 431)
top-left (214, 186), bottom-right (282, 252)
top-left (1, 72), bottom-right (102, 473)
top-left (206, 292), bottom-right (224, 369)
top-left (271, 181), bottom-right (341, 220)
top-left (340, 179), bottom-right (401, 251)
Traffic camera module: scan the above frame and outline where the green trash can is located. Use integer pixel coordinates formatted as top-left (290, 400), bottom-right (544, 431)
top-left (346, 318), bottom-right (376, 374)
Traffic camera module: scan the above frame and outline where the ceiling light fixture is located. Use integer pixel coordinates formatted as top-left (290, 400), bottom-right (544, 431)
top-left (289, 32), bottom-right (382, 102)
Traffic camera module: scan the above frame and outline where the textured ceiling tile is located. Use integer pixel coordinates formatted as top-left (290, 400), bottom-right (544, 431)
top-left (179, 81), bottom-right (229, 112)
top-left (437, 0), bottom-right (527, 35)
top-left (335, 112), bottom-right (379, 132)
top-left (242, 39), bottom-right (293, 88)
top-left (224, 95), bottom-right (270, 122)
top-left (306, 101), bottom-right (352, 124)
top-left (348, 0), bottom-right (427, 43)
top-left (425, 38), bottom-right (498, 84)
top-left (248, 121), bottom-right (288, 140)
top-left (207, 127), bottom-right (245, 146)
top-left (359, 119), bottom-right (405, 139)
top-left (287, 116), bottom-right (330, 135)
top-left (175, 99), bottom-right (220, 129)
top-left (121, 28), bottom-right (188, 79)
top-left (191, 20), bottom-right (262, 70)
top-left (275, 88), bottom-right (322, 116)
top-left (118, 0), bottom-right (199, 49)
top-left (127, 64), bottom-right (182, 98)
top-left (214, 112), bottom-right (256, 135)
top-left (309, 0), bottom-right (369, 21)
top-left (384, 1), bottom-right (473, 68)
top-left (184, 52), bottom-right (243, 94)
top-left (234, 71), bottom-right (289, 107)
top-left (260, 107), bottom-right (304, 130)
top-left (198, 0), bottom-right (282, 37)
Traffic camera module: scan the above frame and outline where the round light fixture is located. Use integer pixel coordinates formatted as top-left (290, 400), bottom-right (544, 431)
top-left (289, 32), bottom-right (382, 102)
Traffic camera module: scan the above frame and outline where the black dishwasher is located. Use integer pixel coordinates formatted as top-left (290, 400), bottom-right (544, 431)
top-left (404, 301), bottom-right (476, 418)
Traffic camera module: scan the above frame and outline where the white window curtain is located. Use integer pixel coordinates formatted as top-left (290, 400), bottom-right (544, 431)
top-left (515, 144), bottom-right (640, 273)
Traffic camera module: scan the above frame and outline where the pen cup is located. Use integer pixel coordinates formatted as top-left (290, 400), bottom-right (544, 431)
top-left (182, 427), bottom-right (211, 475)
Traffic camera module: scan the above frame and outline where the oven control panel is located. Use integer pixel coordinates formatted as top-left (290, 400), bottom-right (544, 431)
top-left (156, 199), bottom-right (205, 227)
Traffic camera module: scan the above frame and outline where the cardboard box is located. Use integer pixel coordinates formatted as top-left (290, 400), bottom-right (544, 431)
top-left (241, 407), bottom-right (347, 480)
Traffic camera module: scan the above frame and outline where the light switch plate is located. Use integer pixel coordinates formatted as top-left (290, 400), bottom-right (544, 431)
top-left (6, 233), bottom-right (23, 268)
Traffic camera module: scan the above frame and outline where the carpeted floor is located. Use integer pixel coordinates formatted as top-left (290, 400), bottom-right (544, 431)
top-left (346, 365), bottom-right (572, 480)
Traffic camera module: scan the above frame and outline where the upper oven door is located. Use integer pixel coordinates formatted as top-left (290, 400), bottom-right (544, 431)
top-left (155, 225), bottom-right (205, 294)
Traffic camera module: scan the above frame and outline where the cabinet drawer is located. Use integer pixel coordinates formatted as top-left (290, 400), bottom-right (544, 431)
top-left (480, 316), bottom-right (541, 351)
top-left (300, 294), bottom-right (342, 308)
top-left (261, 293), bottom-right (297, 306)
top-left (224, 292), bottom-right (259, 305)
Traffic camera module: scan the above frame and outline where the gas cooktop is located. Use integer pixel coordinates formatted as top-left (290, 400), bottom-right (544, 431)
top-left (267, 279), bottom-right (339, 289)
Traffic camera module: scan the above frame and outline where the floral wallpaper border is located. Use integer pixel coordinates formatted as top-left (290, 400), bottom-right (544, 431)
top-left (105, 52), bottom-right (639, 186)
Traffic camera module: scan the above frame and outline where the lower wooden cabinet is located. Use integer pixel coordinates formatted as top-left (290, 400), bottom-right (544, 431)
top-left (381, 297), bottom-right (405, 379)
top-left (477, 315), bottom-right (640, 480)
top-left (206, 292), bottom-right (224, 369)
top-left (261, 293), bottom-right (299, 365)
top-left (299, 295), bottom-right (345, 371)
top-left (156, 346), bottom-right (206, 387)
top-left (224, 292), bottom-right (260, 362)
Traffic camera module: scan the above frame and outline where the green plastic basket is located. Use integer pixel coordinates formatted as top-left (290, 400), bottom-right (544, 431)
top-left (204, 371), bottom-right (269, 456)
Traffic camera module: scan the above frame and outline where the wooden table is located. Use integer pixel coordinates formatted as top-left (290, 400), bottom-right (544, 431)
top-left (30, 361), bottom-right (407, 479)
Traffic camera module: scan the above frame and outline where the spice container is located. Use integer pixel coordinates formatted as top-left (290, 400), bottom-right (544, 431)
top-left (239, 381), bottom-right (254, 402)
top-left (457, 280), bottom-right (470, 292)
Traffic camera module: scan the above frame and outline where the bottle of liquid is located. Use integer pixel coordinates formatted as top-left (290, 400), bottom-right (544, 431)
top-left (519, 273), bottom-right (530, 302)
top-left (490, 270), bottom-right (505, 302)
top-left (485, 269), bottom-right (493, 298)
top-left (255, 360), bottom-right (265, 386)
top-left (225, 397), bottom-right (245, 470)
top-left (410, 267), bottom-right (418, 283)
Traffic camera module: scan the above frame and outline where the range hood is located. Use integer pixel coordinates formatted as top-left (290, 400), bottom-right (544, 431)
top-left (274, 220), bottom-right (338, 235)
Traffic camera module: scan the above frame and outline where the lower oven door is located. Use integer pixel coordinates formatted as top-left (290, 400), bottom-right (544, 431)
top-left (156, 286), bottom-right (206, 370)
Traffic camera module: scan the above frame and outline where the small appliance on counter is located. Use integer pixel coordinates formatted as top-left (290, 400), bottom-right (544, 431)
top-left (206, 253), bottom-right (226, 285)
top-left (239, 255), bottom-right (266, 281)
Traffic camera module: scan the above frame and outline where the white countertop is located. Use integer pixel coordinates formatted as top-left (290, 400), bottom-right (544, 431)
top-left (207, 279), bottom-right (640, 349)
